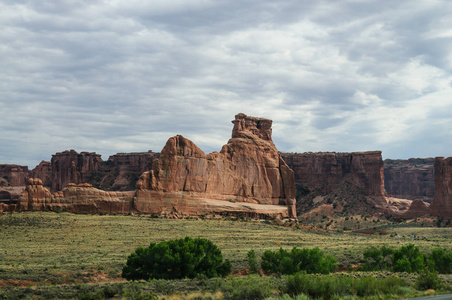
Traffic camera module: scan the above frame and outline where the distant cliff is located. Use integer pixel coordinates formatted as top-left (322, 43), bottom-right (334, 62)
top-left (384, 158), bottom-right (434, 202)
top-left (429, 157), bottom-right (452, 217)
top-left (281, 151), bottom-right (386, 214)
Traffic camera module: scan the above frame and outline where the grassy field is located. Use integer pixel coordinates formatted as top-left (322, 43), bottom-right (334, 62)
top-left (1, 211), bottom-right (452, 288)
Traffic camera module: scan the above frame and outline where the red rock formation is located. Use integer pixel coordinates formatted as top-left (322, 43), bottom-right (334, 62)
top-left (51, 183), bottom-right (134, 213)
top-left (0, 164), bottom-right (29, 186)
top-left (31, 161), bottom-right (52, 188)
top-left (51, 150), bottom-right (102, 192)
top-left (281, 151), bottom-right (386, 214)
top-left (18, 178), bottom-right (52, 210)
top-left (97, 151), bottom-right (160, 191)
top-left (430, 157), bottom-right (452, 217)
top-left (135, 113), bottom-right (296, 218)
top-left (384, 158), bottom-right (434, 202)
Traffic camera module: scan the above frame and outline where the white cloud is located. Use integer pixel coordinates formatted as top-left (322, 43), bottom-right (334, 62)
top-left (1, 0), bottom-right (451, 167)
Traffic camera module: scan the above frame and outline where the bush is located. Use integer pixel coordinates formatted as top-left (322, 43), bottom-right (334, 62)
top-left (220, 275), bottom-right (275, 300)
top-left (247, 250), bottom-right (258, 274)
top-left (284, 273), bottom-right (409, 299)
top-left (428, 248), bottom-right (452, 274)
top-left (392, 244), bottom-right (425, 273)
top-left (122, 237), bottom-right (231, 280)
top-left (359, 245), bottom-right (393, 271)
top-left (359, 244), bottom-right (427, 273)
top-left (261, 247), bottom-right (337, 275)
top-left (416, 269), bottom-right (442, 290)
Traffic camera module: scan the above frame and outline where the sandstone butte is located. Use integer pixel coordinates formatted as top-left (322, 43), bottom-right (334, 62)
top-left (0, 113), bottom-right (297, 219)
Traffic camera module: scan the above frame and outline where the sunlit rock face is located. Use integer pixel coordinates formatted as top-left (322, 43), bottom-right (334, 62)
top-left (135, 113), bottom-right (296, 218)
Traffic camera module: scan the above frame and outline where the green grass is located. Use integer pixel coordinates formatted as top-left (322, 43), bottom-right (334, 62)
top-left (1, 211), bottom-right (452, 286)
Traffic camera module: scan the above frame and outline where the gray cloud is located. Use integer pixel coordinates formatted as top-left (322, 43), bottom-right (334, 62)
top-left (1, 0), bottom-right (451, 167)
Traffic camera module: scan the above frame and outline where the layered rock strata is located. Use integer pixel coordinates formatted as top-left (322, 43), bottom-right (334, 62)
top-left (1, 114), bottom-right (296, 218)
top-left (135, 113), bottom-right (296, 218)
top-left (97, 151), bottom-right (160, 191)
top-left (384, 158), bottom-right (434, 201)
top-left (281, 151), bottom-right (387, 214)
top-left (0, 164), bottom-right (29, 186)
top-left (51, 150), bottom-right (103, 192)
top-left (429, 157), bottom-right (452, 217)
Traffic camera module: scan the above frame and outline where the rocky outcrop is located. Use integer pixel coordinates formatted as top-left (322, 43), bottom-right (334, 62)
top-left (31, 161), bottom-right (52, 188)
top-left (281, 151), bottom-right (386, 214)
top-left (96, 151), bottom-right (160, 191)
top-left (430, 157), bottom-right (452, 217)
top-left (1, 114), bottom-right (295, 218)
top-left (18, 178), bottom-right (52, 210)
top-left (51, 183), bottom-right (134, 213)
top-left (51, 150), bottom-right (103, 192)
top-left (135, 113), bottom-right (296, 218)
top-left (384, 158), bottom-right (434, 202)
top-left (0, 164), bottom-right (29, 186)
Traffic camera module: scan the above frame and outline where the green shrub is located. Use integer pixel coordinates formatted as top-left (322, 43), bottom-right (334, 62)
top-left (416, 269), bottom-right (442, 290)
top-left (284, 273), bottom-right (409, 299)
top-left (247, 249), bottom-right (258, 274)
top-left (261, 247), bottom-right (337, 275)
top-left (392, 244), bottom-right (425, 273)
top-left (359, 245), bottom-right (393, 271)
top-left (122, 237), bottom-right (231, 280)
top-left (220, 275), bottom-right (275, 300)
top-left (428, 248), bottom-right (452, 274)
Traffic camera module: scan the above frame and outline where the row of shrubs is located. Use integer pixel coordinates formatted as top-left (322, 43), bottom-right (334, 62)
top-left (122, 237), bottom-right (452, 281)
top-left (0, 274), bottom-right (435, 300)
top-left (359, 244), bottom-right (452, 273)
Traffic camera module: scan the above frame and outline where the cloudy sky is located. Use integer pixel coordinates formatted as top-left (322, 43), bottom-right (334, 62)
top-left (1, 0), bottom-right (451, 168)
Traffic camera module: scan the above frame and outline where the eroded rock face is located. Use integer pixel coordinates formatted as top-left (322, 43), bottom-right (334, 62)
top-left (0, 164), bottom-right (29, 186)
top-left (99, 151), bottom-right (159, 191)
top-left (51, 150), bottom-right (103, 192)
top-left (31, 161), bottom-right (52, 188)
top-left (430, 157), bottom-right (452, 217)
top-left (136, 113), bottom-right (296, 218)
top-left (18, 178), bottom-right (52, 210)
top-left (384, 158), bottom-right (434, 202)
top-left (281, 151), bottom-right (386, 214)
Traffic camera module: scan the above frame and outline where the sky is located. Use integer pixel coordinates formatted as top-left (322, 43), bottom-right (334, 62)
top-left (1, 0), bottom-right (452, 168)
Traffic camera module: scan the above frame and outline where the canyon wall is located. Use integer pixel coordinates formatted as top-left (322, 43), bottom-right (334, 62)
top-left (281, 151), bottom-right (386, 214)
top-left (1, 114), bottom-right (295, 218)
top-left (384, 158), bottom-right (434, 201)
top-left (0, 164), bottom-right (29, 187)
top-left (429, 157), bottom-right (452, 217)
top-left (51, 150), bottom-right (103, 192)
top-left (97, 151), bottom-right (160, 191)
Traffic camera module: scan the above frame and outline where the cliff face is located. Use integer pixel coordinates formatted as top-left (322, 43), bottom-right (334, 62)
top-left (97, 151), bottom-right (160, 191)
top-left (1, 114), bottom-right (295, 218)
top-left (429, 157), bottom-right (452, 217)
top-left (384, 158), bottom-right (434, 201)
top-left (136, 113), bottom-right (296, 218)
top-left (281, 151), bottom-right (386, 214)
top-left (31, 161), bottom-right (52, 188)
top-left (0, 164), bottom-right (29, 186)
top-left (51, 150), bottom-right (103, 192)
